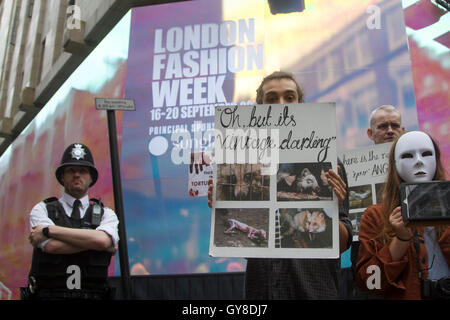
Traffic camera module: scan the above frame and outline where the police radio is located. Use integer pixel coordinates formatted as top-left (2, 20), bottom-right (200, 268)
top-left (91, 201), bottom-right (102, 227)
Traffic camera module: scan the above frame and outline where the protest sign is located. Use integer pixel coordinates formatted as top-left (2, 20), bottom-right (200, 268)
top-left (210, 103), bottom-right (340, 259)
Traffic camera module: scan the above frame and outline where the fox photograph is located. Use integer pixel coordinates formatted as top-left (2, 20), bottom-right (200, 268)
top-left (214, 208), bottom-right (269, 248)
top-left (276, 162), bottom-right (333, 201)
top-left (277, 208), bottom-right (332, 249)
top-left (216, 164), bottom-right (270, 201)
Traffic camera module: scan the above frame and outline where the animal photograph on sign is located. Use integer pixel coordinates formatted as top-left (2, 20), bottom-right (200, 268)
top-left (214, 208), bottom-right (269, 248)
top-left (277, 162), bottom-right (333, 201)
top-left (277, 208), bottom-right (333, 249)
top-left (210, 102), bottom-right (340, 259)
top-left (216, 164), bottom-right (270, 201)
top-left (349, 184), bottom-right (373, 210)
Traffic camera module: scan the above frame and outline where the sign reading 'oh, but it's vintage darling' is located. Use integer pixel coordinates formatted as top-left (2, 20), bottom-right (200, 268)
top-left (210, 102), bottom-right (340, 259)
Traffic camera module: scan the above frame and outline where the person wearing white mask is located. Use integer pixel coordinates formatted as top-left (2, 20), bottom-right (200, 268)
top-left (354, 131), bottom-right (450, 299)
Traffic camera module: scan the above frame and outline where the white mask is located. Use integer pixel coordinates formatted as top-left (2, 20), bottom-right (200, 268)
top-left (394, 131), bottom-right (436, 183)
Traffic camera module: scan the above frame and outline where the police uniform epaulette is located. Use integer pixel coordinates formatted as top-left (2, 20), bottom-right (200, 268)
top-left (43, 197), bottom-right (59, 204)
top-left (89, 198), bottom-right (104, 207)
top-left (43, 197), bottom-right (63, 220)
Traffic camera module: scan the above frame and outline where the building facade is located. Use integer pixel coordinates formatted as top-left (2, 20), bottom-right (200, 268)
top-left (0, 0), bottom-right (182, 156)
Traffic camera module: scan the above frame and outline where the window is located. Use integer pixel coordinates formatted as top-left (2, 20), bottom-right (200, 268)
top-left (27, 0), bottom-right (34, 18)
top-left (37, 38), bottom-right (46, 82)
top-left (9, 4), bottom-right (20, 45)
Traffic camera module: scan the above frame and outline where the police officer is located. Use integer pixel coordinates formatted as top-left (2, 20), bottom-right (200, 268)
top-left (25, 143), bottom-right (119, 300)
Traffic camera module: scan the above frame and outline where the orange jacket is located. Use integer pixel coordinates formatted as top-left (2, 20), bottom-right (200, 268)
top-left (354, 204), bottom-right (450, 300)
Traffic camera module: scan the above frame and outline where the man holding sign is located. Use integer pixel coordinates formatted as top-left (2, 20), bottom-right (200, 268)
top-left (208, 71), bottom-right (352, 299)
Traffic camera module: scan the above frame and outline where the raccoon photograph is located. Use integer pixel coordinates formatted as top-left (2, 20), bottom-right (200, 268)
top-left (214, 208), bottom-right (269, 248)
top-left (277, 208), bottom-right (332, 249)
top-left (216, 164), bottom-right (270, 201)
top-left (276, 162), bottom-right (333, 201)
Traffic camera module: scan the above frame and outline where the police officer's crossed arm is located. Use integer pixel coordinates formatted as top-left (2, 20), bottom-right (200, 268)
top-left (29, 198), bottom-right (119, 254)
top-left (30, 224), bottom-right (116, 254)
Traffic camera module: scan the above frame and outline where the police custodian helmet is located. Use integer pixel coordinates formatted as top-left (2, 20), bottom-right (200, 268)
top-left (55, 143), bottom-right (98, 187)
